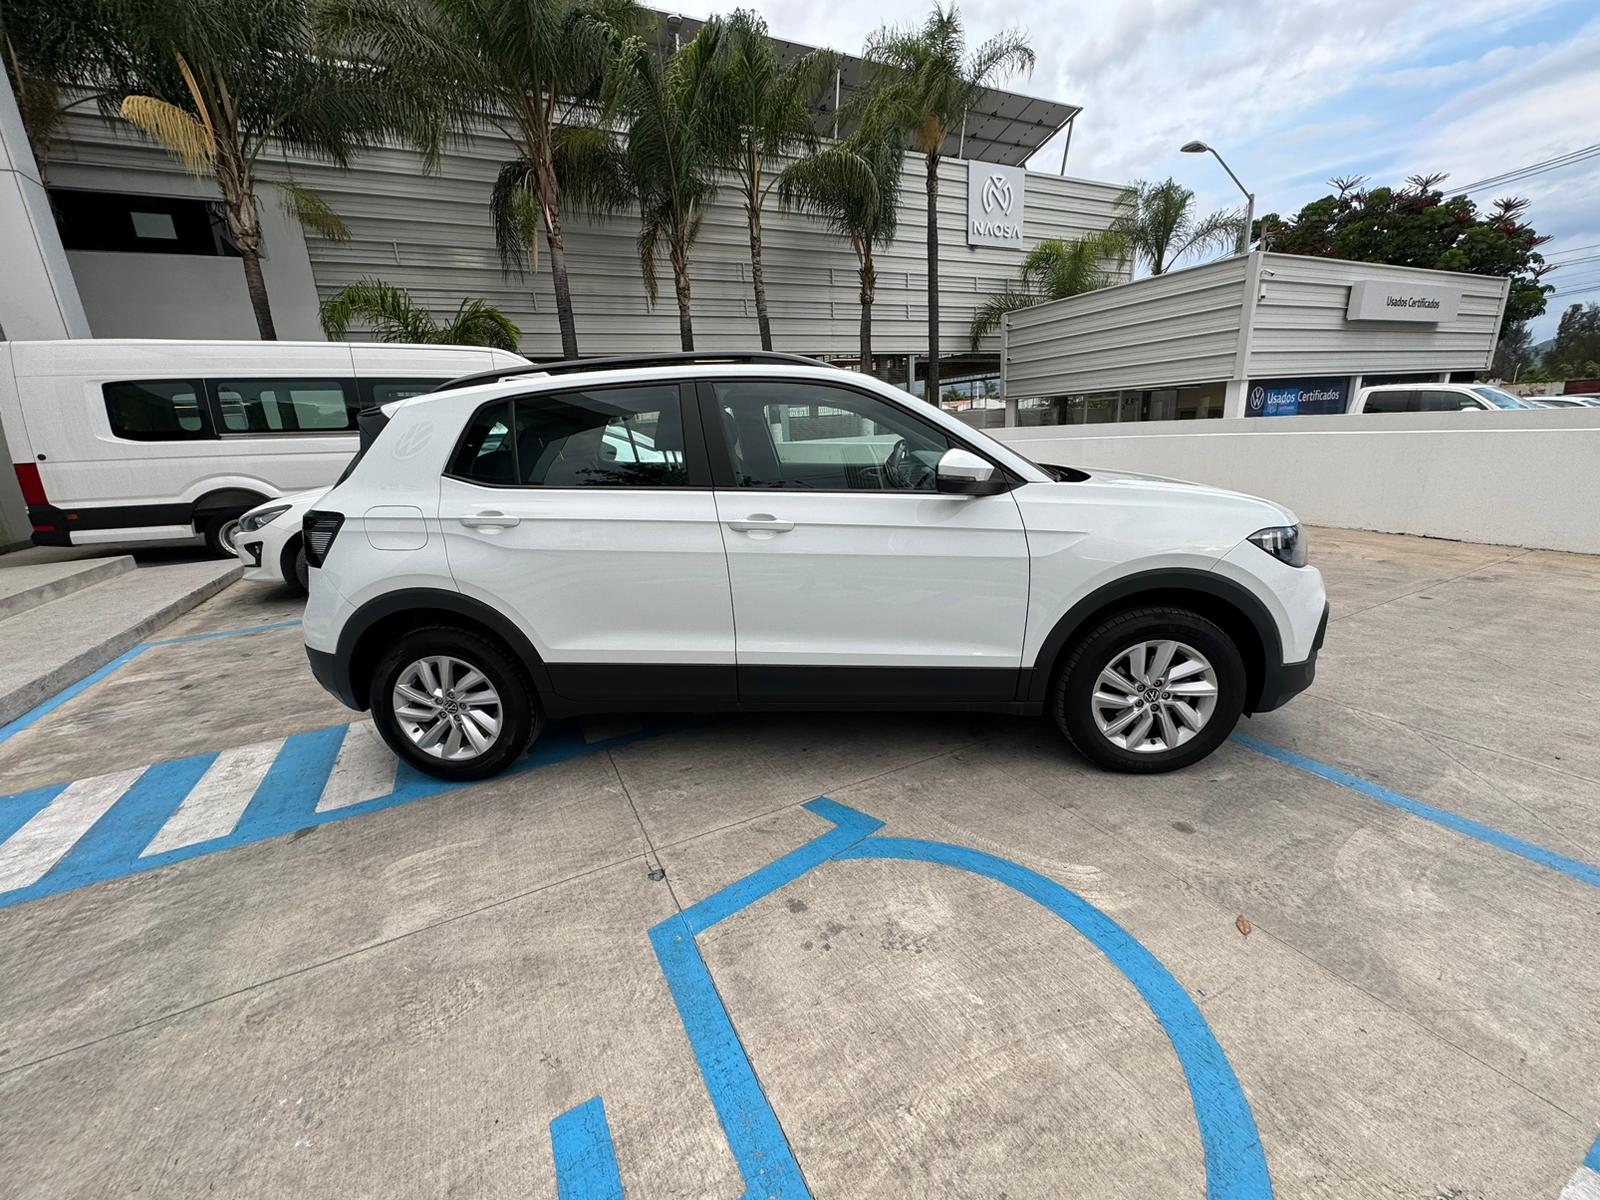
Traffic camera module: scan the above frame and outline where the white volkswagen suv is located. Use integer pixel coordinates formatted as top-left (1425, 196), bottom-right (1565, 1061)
top-left (301, 354), bottom-right (1327, 781)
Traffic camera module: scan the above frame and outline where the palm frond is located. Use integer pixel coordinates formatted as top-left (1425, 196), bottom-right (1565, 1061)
top-left (442, 299), bottom-right (522, 350)
top-left (120, 94), bottom-right (213, 176)
top-left (490, 157), bottom-right (541, 275)
top-left (320, 279), bottom-right (439, 342)
top-left (1171, 206), bottom-right (1246, 262)
top-left (968, 286), bottom-right (1039, 351)
top-left (276, 180), bottom-right (350, 241)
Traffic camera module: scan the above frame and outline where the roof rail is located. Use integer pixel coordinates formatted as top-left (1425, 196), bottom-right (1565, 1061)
top-left (432, 351), bottom-right (838, 393)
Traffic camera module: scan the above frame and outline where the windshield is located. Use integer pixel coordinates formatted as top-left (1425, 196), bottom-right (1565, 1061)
top-left (1471, 386), bottom-right (1532, 410)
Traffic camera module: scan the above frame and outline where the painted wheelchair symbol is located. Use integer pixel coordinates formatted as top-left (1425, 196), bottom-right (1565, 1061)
top-left (548, 798), bottom-right (1272, 1199)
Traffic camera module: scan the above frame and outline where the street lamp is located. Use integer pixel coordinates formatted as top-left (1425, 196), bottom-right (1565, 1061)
top-left (1181, 140), bottom-right (1254, 256)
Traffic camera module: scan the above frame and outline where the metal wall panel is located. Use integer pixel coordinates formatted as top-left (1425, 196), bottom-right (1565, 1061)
top-left (1246, 253), bottom-right (1508, 377)
top-left (1003, 256), bottom-right (1250, 395)
top-left (45, 111), bottom-right (1130, 359)
top-left (1001, 250), bottom-right (1511, 399)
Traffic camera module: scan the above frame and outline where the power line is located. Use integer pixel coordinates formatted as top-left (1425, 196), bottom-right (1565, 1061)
top-left (1546, 241), bottom-right (1600, 259)
top-left (1454, 143), bottom-right (1600, 193)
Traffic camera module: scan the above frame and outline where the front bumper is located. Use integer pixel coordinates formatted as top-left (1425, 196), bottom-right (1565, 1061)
top-left (1254, 602), bottom-right (1328, 712)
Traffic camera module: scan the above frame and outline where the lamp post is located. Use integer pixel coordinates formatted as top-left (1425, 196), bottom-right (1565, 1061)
top-left (1181, 140), bottom-right (1254, 256)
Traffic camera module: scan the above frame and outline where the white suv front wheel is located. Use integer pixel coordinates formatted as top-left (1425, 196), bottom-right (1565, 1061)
top-left (1053, 607), bottom-right (1246, 773)
top-left (371, 627), bottom-right (540, 781)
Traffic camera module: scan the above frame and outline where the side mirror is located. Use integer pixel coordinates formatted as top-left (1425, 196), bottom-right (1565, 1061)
top-left (936, 447), bottom-right (1010, 496)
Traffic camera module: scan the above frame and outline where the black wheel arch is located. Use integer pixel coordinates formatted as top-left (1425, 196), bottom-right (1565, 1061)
top-left (1026, 569), bottom-right (1282, 715)
top-left (192, 487), bottom-right (271, 527)
top-left (335, 588), bottom-right (551, 711)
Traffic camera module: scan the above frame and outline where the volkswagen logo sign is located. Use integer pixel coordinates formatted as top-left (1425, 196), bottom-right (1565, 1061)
top-left (982, 173), bottom-right (1014, 215)
top-left (1249, 386), bottom-right (1265, 412)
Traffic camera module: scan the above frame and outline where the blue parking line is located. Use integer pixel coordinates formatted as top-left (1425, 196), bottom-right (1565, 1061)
top-left (1233, 734), bottom-right (1600, 890)
top-left (554, 798), bottom-right (1272, 1199)
top-left (43, 755), bottom-right (218, 892)
top-left (232, 724), bottom-right (347, 839)
top-left (550, 1097), bottom-right (624, 1200)
top-left (0, 619), bottom-right (304, 748)
top-left (842, 836), bottom-right (1272, 1199)
top-left (1586, 1133), bottom-right (1600, 1173)
top-left (0, 718), bottom-right (681, 912)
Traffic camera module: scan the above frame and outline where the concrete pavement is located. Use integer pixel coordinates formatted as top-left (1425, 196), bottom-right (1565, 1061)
top-left (0, 527), bottom-right (1596, 1198)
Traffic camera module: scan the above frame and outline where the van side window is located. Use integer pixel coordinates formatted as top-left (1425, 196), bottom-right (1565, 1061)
top-left (103, 380), bottom-right (211, 441)
top-left (361, 378), bottom-right (447, 407)
top-left (214, 379), bottom-right (356, 433)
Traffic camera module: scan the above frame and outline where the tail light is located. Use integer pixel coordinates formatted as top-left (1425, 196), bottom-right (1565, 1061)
top-left (301, 511), bottom-right (345, 568)
top-left (14, 463), bottom-right (47, 507)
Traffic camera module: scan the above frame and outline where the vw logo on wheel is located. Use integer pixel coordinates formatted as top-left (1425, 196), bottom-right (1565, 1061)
top-left (983, 173), bottom-right (1014, 215)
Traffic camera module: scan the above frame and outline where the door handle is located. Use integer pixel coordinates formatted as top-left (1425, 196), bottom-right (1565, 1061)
top-left (462, 510), bottom-right (521, 529)
top-left (726, 515), bottom-right (794, 533)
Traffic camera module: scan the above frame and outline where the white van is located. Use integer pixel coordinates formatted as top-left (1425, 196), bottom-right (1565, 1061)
top-left (0, 339), bottom-right (529, 554)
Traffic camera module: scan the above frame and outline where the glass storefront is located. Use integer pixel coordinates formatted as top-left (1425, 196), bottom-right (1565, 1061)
top-left (1016, 381), bottom-right (1226, 426)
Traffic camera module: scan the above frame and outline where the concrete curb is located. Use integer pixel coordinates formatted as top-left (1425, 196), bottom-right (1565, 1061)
top-left (0, 561), bottom-right (242, 727)
top-left (0, 555), bottom-right (136, 622)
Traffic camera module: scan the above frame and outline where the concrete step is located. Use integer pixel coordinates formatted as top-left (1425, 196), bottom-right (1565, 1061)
top-left (0, 559), bottom-right (242, 728)
top-left (0, 555), bottom-right (137, 622)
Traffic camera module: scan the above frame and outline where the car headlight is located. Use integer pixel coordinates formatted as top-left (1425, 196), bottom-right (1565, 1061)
top-left (239, 504), bottom-right (291, 533)
top-left (1247, 524), bottom-right (1307, 567)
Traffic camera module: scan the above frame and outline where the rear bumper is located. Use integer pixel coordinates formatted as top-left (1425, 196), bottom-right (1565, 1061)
top-left (306, 644), bottom-right (362, 711)
top-left (1254, 602), bottom-right (1328, 713)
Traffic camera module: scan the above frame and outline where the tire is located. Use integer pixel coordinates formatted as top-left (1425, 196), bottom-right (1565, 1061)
top-left (285, 537), bottom-right (308, 593)
top-left (370, 626), bottom-right (541, 782)
top-left (204, 514), bottom-right (243, 558)
top-left (1052, 606), bottom-right (1245, 774)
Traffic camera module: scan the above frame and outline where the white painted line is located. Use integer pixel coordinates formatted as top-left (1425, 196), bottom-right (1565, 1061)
top-left (1559, 1167), bottom-right (1600, 1200)
top-left (316, 721), bottom-right (398, 812)
top-left (142, 740), bottom-right (281, 857)
top-left (0, 767), bottom-right (146, 892)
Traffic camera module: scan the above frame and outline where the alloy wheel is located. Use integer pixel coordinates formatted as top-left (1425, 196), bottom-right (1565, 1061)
top-left (1091, 639), bottom-right (1219, 753)
top-left (391, 655), bottom-right (503, 761)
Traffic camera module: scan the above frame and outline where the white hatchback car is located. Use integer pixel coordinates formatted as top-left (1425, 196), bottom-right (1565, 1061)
top-left (302, 354), bottom-right (1327, 781)
top-left (236, 489), bottom-right (325, 591)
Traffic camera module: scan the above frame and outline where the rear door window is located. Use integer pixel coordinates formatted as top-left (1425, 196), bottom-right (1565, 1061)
top-left (103, 380), bottom-right (212, 440)
top-left (213, 378), bottom-right (358, 433)
top-left (1419, 390), bottom-right (1479, 412)
top-left (1362, 389), bottom-right (1416, 414)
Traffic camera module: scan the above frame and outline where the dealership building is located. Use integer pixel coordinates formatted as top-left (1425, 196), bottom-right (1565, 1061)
top-left (1000, 251), bottom-right (1511, 425)
top-left (0, 11), bottom-right (1126, 398)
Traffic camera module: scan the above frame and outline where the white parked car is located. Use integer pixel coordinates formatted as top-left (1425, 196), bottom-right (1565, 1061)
top-left (1351, 382), bottom-right (1534, 413)
top-left (301, 353), bottom-right (1328, 780)
top-left (0, 339), bottom-right (528, 556)
top-left (236, 489), bottom-right (325, 591)
top-left (1524, 394), bottom-right (1600, 408)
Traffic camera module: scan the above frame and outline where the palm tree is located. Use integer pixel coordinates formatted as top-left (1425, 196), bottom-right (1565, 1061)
top-left (603, 24), bottom-right (727, 351)
top-left (778, 133), bottom-right (899, 376)
top-left (105, 0), bottom-right (388, 339)
top-left (320, 280), bottom-right (520, 349)
top-left (856, 4), bottom-right (1033, 402)
top-left (1115, 178), bottom-right (1244, 275)
top-left (968, 229), bottom-right (1130, 349)
top-left (703, 10), bottom-right (837, 350)
top-left (318, 0), bottom-right (640, 359)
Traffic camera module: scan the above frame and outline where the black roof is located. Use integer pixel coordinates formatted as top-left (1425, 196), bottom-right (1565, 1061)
top-left (433, 351), bottom-right (840, 393)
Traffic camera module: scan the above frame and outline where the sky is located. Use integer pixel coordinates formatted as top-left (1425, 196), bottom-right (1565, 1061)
top-left (693, 0), bottom-right (1600, 342)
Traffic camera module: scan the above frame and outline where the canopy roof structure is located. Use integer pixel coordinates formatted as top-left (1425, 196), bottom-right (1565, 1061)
top-left (647, 9), bottom-right (1081, 170)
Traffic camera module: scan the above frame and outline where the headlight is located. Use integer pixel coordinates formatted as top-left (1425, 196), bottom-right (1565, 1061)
top-left (239, 504), bottom-right (291, 533)
top-left (1247, 524), bottom-right (1307, 567)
